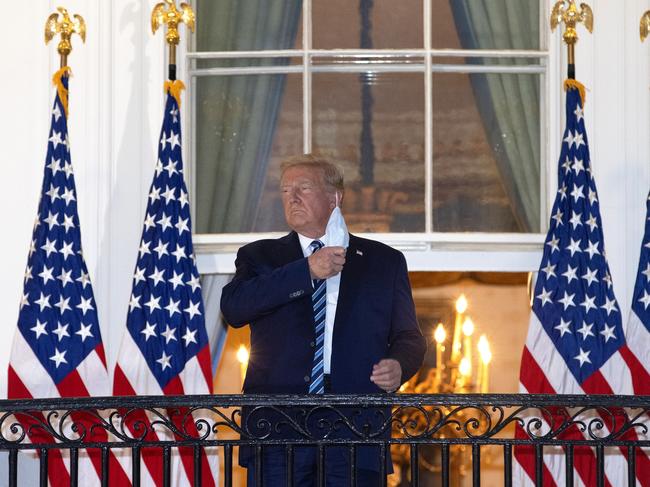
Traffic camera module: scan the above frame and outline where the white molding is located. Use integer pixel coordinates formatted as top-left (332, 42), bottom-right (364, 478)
top-left (196, 247), bottom-right (543, 275)
top-left (194, 232), bottom-right (545, 274)
top-left (193, 232), bottom-right (545, 246)
top-left (186, 48), bottom-right (550, 59)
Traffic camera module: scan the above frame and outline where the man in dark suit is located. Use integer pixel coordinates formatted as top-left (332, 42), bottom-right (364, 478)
top-left (221, 155), bottom-right (426, 486)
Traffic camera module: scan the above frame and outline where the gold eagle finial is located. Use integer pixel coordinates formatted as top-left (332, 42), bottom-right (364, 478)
top-left (550, 1), bottom-right (592, 71)
top-left (550, 1), bottom-right (593, 45)
top-left (45, 7), bottom-right (86, 67)
top-left (641, 10), bottom-right (650, 42)
top-left (151, 0), bottom-right (195, 47)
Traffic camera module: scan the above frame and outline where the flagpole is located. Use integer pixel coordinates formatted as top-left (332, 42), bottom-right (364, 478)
top-left (44, 7), bottom-right (86, 69)
top-left (550, 0), bottom-right (593, 80)
top-left (152, 0), bottom-right (196, 81)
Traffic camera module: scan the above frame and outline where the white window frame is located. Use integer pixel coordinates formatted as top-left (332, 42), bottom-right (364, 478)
top-left (182, 0), bottom-right (563, 275)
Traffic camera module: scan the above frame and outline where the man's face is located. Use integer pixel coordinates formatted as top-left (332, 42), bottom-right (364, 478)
top-left (281, 166), bottom-right (336, 238)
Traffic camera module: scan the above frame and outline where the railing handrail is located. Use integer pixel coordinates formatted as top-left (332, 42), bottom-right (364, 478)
top-left (0, 393), bottom-right (648, 485)
top-left (2, 393), bottom-right (650, 411)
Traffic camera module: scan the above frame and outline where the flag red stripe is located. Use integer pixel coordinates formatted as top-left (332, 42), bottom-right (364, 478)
top-left (514, 424), bottom-right (558, 487)
top-left (163, 375), bottom-right (216, 487)
top-left (581, 370), bottom-right (613, 395)
top-left (57, 367), bottom-right (90, 396)
top-left (582, 368), bottom-right (650, 487)
top-left (516, 349), bottom-right (558, 486)
top-left (519, 346), bottom-right (556, 394)
top-left (196, 345), bottom-right (213, 392)
top-left (95, 343), bottom-right (107, 368)
top-left (619, 345), bottom-right (650, 394)
top-left (617, 345), bottom-right (650, 485)
top-left (518, 347), bottom-right (612, 487)
top-left (56, 368), bottom-right (131, 486)
top-left (114, 364), bottom-right (164, 486)
top-left (8, 366), bottom-right (71, 487)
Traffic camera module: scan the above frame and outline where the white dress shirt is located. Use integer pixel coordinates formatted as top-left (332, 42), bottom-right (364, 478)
top-left (297, 233), bottom-right (340, 374)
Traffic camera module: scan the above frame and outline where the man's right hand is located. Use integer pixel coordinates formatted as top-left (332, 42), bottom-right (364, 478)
top-left (308, 246), bottom-right (346, 280)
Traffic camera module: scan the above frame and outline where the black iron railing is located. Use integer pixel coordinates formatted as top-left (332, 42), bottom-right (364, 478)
top-left (1, 393), bottom-right (649, 486)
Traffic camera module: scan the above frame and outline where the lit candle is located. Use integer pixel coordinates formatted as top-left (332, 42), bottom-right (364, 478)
top-left (462, 317), bottom-right (475, 379)
top-left (451, 295), bottom-right (468, 363)
top-left (478, 335), bottom-right (492, 394)
top-left (459, 357), bottom-right (471, 378)
top-left (236, 345), bottom-right (249, 384)
top-left (434, 323), bottom-right (446, 387)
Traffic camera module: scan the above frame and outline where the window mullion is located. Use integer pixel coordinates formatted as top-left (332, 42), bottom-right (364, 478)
top-left (303, 0), bottom-right (313, 154)
top-left (424, 0), bottom-right (433, 234)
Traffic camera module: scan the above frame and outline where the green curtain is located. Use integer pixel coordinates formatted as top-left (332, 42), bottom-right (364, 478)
top-left (450, 1), bottom-right (541, 232)
top-left (195, 0), bottom-right (302, 233)
top-left (195, 0), bottom-right (302, 374)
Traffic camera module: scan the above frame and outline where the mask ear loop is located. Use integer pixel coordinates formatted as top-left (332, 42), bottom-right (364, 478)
top-left (335, 191), bottom-right (341, 208)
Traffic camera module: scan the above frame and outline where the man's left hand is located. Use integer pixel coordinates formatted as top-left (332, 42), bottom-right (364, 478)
top-left (370, 359), bottom-right (402, 392)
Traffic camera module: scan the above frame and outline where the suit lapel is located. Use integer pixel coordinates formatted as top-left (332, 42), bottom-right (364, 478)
top-left (276, 231), bottom-right (304, 266)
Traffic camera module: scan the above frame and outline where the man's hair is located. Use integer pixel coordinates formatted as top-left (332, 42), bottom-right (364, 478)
top-left (280, 154), bottom-right (344, 192)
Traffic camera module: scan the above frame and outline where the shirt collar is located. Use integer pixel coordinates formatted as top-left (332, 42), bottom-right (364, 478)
top-left (297, 232), bottom-right (327, 255)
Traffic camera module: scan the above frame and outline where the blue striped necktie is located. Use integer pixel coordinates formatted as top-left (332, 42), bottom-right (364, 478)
top-left (308, 240), bottom-right (326, 394)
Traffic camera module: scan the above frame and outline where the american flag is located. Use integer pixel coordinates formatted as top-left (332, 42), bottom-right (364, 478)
top-left (623, 192), bottom-right (650, 459)
top-left (627, 193), bottom-right (650, 391)
top-left (112, 81), bottom-right (216, 486)
top-left (8, 69), bottom-right (130, 486)
top-left (514, 83), bottom-right (650, 486)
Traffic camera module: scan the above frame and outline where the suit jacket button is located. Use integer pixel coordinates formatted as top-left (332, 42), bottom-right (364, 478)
top-left (310, 341), bottom-right (315, 348)
top-left (304, 375), bottom-right (310, 382)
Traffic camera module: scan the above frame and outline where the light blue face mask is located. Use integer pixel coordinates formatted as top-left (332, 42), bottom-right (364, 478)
top-left (325, 191), bottom-right (349, 248)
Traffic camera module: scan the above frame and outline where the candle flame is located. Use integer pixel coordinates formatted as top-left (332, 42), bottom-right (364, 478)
top-left (434, 323), bottom-right (446, 344)
top-left (236, 345), bottom-right (249, 365)
top-left (455, 294), bottom-right (468, 314)
top-left (459, 357), bottom-right (471, 377)
top-left (462, 317), bottom-right (475, 337)
top-left (478, 334), bottom-right (492, 365)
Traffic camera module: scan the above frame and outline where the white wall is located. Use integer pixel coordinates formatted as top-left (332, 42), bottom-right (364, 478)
top-left (0, 0), bottom-right (166, 397)
top-left (1, 0), bottom-right (650, 399)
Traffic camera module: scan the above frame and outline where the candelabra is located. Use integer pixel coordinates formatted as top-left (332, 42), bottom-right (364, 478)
top-left (391, 295), bottom-right (493, 486)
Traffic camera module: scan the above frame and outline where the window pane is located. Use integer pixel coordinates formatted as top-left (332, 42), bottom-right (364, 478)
top-left (313, 0), bottom-right (423, 49)
top-left (194, 74), bottom-right (302, 234)
top-left (312, 73), bottom-right (425, 233)
top-left (433, 0), bottom-right (541, 50)
top-left (432, 72), bottom-right (541, 233)
top-left (196, 0), bottom-right (302, 51)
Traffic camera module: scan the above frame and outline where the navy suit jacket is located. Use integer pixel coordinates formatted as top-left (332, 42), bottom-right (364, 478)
top-left (221, 232), bottom-right (426, 470)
